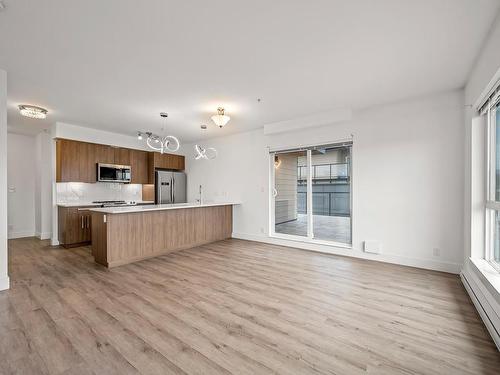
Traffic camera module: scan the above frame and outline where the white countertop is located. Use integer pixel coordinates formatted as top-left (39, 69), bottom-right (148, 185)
top-left (57, 201), bottom-right (155, 207)
top-left (89, 201), bottom-right (240, 214)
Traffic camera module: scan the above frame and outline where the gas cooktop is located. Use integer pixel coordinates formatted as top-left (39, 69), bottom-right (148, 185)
top-left (92, 200), bottom-right (137, 207)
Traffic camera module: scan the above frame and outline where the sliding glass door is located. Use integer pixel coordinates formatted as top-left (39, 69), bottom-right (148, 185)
top-left (273, 150), bottom-right (308, 237)
top-left (270, 141), bottom-right (352, 245)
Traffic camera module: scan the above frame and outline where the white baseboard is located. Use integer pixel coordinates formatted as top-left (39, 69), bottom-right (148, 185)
top-left (0, 276), bottom-right (9, 291)
top-left (232, 232), bottom-right (462, 274)
top-left (35, 231), bottom-right (52, 240)
top-left (461, 262), bottom-right (500, 350)
top-left (8, 230), bottom-right (35, 240)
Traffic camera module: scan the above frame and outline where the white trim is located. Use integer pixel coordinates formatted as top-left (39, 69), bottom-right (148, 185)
top-left (268, 137), bottom-right (353, 154)
top-left (0, 276), bottom-right (9, 291)
top-left (306, 150), bottom-right (313, 238)
top-left (35, 231), bottom-right (52, 240)
top-left (8, 230), bottom-right (35, 239)
top-left (474, 66), bottom-right (500, 112)
top-left (461, 258), bottom-right (500, 350)
top-left (232, 232), bottom-right (462, 274)
top-left (270, 232), bottom-right (352, 249)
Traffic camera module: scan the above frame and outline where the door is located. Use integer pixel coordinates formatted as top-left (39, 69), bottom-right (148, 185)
top-left (272, 150), bottom-right (309, 238)
top-left (156, 171), bottom-right (173, 204)
top-left (172, 172), bottom-right (187, 203)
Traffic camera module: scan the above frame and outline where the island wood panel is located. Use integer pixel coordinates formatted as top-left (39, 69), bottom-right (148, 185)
top-left (91, 205), bottom-right (232, 268)
top-left (90, 212), bottom-right (107, 264)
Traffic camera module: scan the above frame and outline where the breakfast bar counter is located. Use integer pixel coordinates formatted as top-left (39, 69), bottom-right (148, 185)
top-left (89, 202), bottom-right (238, 268)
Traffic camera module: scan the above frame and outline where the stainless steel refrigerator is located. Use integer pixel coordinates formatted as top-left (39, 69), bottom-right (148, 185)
top-left (155, 170), bottom-right (187, 204)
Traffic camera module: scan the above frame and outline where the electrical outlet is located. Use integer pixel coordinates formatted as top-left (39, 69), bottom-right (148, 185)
top-left (433, 248), bottom-right (440, 257)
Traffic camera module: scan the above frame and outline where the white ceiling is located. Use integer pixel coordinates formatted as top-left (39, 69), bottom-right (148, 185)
top-left (1, 0), bottom-right (499, 141)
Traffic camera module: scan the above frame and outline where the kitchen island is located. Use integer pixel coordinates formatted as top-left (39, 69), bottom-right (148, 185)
top-left (89, 202), bottom-right (237, 268)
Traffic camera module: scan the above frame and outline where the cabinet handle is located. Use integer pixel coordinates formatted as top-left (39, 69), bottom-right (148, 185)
top-left (87, 216), bottom-right (90, 228)
top-left (81, 216), bottom-right (84, 229)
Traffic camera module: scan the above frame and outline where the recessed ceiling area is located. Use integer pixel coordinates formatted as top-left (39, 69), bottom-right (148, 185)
top-left (1, 0), bottom-right (499, 140)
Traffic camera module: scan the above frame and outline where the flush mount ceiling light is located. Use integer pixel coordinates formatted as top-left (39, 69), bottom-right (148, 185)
top-left (18, 104), bottom-right (48, 119)
top-left (139, 112), bottom-right (180, 154)
top-left (194, 144), bottom-right (217, 160)
top-left (211, 107), bottom-right (230, 128)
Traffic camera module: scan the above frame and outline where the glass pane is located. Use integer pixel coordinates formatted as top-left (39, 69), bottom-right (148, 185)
top-left (311, 146), bottom-right (351, 244)
top-left (496, 108), bottom-right (500, 201)
top-left (274, 151), bottom-right (308, 237)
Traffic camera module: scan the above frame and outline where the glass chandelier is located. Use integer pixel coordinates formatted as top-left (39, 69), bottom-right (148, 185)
top-left (211, 107), bottom-right (230, 128)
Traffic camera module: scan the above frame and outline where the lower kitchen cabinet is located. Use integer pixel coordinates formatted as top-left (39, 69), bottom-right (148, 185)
top-left (58, 206), bottom-right (92, 247)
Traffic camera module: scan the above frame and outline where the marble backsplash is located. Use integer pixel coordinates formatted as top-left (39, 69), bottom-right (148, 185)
top-left (56, 182), bottom-right (143, 203)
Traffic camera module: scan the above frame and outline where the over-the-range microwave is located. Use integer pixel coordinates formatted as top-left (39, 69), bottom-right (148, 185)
top-left (97, 163), bottom-right (131, 183)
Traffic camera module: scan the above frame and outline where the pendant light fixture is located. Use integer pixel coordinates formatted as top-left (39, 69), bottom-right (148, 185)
top-left (194, 144), bottom-right (217, 160)
top-left (211, 107), bottom-right (230, 128)
top-left (138, 112), bottom-right (180, 153)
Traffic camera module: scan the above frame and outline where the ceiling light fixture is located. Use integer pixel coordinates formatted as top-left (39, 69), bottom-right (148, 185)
top-left (211, 107), bottom-right (230, 128)
top-left (139, 112), bottom-right (180, 154)
top-left (18, 104), bottom-right (48, 119)
top-left (194, 144), bottom-right (217, 160)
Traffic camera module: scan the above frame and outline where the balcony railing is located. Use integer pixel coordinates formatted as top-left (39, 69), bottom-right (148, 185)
top-left (298, 162), bottom-right (349, 183)
top-left (297, 191), bottom-right (350, 217)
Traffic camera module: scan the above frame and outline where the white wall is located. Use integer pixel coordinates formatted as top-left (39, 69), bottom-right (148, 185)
top-left (35, 131), bottom-right (52, 239)
top-left (7, 133), bottom-right (36, 239)
top-left (0, 70), bottom-right (9, 290)
top-left (185, 90), bottom-right (465, 273)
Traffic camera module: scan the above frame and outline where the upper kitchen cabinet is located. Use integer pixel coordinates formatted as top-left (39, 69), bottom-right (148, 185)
top-left (56, 138), bottom-right (184, 183)
top-left (114, 147), bottom-right (130, 166)
top-left (130, 149), bottom-right (149, 184)
top-left (57, 139), bottom-right (97, 183)
top-left (150, 152), bottom-right (185, 170)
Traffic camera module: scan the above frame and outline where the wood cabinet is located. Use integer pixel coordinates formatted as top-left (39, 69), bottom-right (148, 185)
top-left (130, 149), bottom-right (149, 184)
top-left (56, 139), bottom-right (184, 183)
top-left (58, 206), bottom-right (92, 247)
top-left (147, 152), bottom-right (185, 183)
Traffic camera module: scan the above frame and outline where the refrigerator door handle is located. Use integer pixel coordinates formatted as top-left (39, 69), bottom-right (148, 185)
top-left (158, 179), bottom-right (162, 203)
top-left (171, 177), bottom-right (174, 203)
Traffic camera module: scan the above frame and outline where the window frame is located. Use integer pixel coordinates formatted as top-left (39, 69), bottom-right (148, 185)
top-left (485, 102), bottom-right (500, 272)
top-left (268, 140), bottom-right (353, 248)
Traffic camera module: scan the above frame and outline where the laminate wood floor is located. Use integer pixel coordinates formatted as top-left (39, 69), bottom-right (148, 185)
top-left (1, 237), bottom-right (499, 374)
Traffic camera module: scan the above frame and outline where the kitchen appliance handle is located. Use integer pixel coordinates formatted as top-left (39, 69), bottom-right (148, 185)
top-left (158, 178), bottom-right (161, 203)
top-left (171, 177), bottom-right (174, 203)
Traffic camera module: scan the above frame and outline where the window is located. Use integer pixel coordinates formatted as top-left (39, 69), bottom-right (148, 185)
top-left (485, 95), bottom-right (500, 270)
top-left (270, 141), bottom-right (352, 246)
